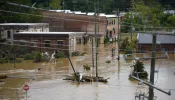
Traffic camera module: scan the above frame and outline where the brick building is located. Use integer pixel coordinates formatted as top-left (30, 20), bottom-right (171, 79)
top-left (137, 33), bottom-right (175, 53)
top-left (105, 15), bottom-right (119, 42)
top-left (13, 32), bottom-right (77, 54)
top-left (42, 10), bottom-right (107, 43)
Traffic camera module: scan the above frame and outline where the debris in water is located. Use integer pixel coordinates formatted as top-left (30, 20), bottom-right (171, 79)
top-left (63, 73), bottom-right (108, 83)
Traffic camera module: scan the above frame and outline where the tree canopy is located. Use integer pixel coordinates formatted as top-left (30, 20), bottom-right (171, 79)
top-left (0, 0), bottom-right (42, 23)
top-left (121, 0), bottom-right (175, 33)
top-left (30, 0), bottom-right (175, 13)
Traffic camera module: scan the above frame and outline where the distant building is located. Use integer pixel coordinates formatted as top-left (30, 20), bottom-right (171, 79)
top-left (42, 10), bottom-right (107, 44)
top-left (137, 33), bottom-right (175, 53)
top-left (0, 23), bottom-right (49, 43)
top-left (100, 14), bottom-right (120, 42)
top-left (164, 10), bottom-right (175, 15)
top-left (13, 32), bottom-right (77, 54)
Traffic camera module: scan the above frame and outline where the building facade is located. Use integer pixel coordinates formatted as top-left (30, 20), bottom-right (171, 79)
top-left (137, 33), bottom-right (175, 53)
top-left (13, 32), bottom-right (77, 55)
top-left (0, 23), bottom-right (49, 43)
top-left (42, 10), bottom-right (107, 43)
top-left (105, 15), bottom-right (119, 42)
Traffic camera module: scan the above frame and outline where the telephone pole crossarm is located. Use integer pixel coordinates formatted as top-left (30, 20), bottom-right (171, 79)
top-left (129, 75), bottom-right (171, 96)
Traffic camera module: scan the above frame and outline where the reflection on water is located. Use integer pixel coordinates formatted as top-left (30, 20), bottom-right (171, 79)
top-left (0, 43), bottom-right (175, 100)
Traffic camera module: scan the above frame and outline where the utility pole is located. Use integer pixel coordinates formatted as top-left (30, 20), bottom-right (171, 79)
top-left (149, 33), bottom-right (157, 100)
top-left (117, 8), bottom-right (120, 60)
top-left (94, 0), bottom-right (98, 81)
top-left (13, 46), bottom-right (16, 68)
top-left (92, 38), bottom-right (95, 69)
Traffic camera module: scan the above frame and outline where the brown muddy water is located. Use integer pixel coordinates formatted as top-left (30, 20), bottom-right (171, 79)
top-left (0, 43), bottom-right (175, 100)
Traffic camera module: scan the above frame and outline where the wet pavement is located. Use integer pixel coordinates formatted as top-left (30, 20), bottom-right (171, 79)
top-left (0, 43), bottom-right (175, 100)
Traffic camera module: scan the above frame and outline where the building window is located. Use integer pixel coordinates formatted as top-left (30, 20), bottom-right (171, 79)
top-left (162, 48), bottom-right (169, 53)
top-left (140, 47), bottom-right (145, 53)
top-left (57, 40), bottom-right (63, 48)
top-left (44, 40), bottom-right (51, 47)
top-left (31, 40), bottom-right (38, 47)
top-left (110, 31), bottom-right (112, 38)
top-left (7, 31), bottom-right (11, 39)
top-left (20, 40), bottom-right (25, 45)
top-left (113, 28), bottom-right (115, 34)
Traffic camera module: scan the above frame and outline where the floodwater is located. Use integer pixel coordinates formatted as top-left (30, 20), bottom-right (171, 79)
top-left (0, 43), bottom-right (175, 100)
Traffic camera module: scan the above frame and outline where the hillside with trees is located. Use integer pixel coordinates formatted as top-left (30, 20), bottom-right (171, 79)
top-left (30, 0), bottom-right (175, 13)
top-left (0, 0), bottom-right (42, 23)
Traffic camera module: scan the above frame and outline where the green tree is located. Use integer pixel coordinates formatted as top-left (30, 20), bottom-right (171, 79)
top-left (167, 15), bottom-right (175, 27)
top-left (0, 0), bottom-right (42, 23)
top-left (130, 0), bottom-right (164, 30)
top-left (49, 0), bottom-right (62, 10)
top-left (130, 60), bottom-right (148, 79)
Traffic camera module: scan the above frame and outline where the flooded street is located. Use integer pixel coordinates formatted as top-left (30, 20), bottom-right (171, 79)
top-left (0, 43), bottom-right (175, 100)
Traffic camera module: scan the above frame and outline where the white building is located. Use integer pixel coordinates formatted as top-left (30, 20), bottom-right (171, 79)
top-left (0, 23), bottom-right (49, 43)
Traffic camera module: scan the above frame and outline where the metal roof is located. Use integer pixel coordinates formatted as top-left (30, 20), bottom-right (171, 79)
top-left (0, 23), bottom-right (49, 26)
top-left (137, 33), bottom-right (175, 44)
top-left (17, 32), bottom-right (76, 35)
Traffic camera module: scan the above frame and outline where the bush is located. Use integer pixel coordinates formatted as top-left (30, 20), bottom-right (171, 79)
top-left (130, 61), bottom-right (148, 79)
top-left (0, 58), bottom-right (8, 64)
top-left (54, 52), bottom-right (65, 58)
top-left (24, 54), bottom-right (35, 60)
top-left (124, 47), bottom-right (132, 54)
top-left (120, 37), bottom-right (130, 49)
top-left (14, 47), bottom-right (30, 57)
top-left (72, 51), bottom-right (80, 56)
top-left (34, 52), bottom-right (49, 63)
top-left (5, 54), bottom-right (15, 61)
top-left (83, 64), bottom-right (91, 70)
top-left (104, 36), bottom-right (109, 44)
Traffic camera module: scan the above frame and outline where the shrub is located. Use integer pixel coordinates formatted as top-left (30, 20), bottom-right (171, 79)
top-left (120, 37), bottom-right (130, 49)
top-left (34, 53), bottom-right (49, 63)
top-left (72, 51), bottom-right (80, 56)
top-left (83, 64), bottom-right (91, 70)
top-left (104, 36), bottom-right (109, 44)
top-left (5, 54), bottom-right (15, 61)
top-left (130, 61), bottom-right (148, 79)
top-left (0, 58), bottom-right (7, 64)
top-left (124, 47), bottom-right (132, 54)
top-left (24, 54), bottom-right (35, 60)
top-left (54, 51), bottom-right (65, 58)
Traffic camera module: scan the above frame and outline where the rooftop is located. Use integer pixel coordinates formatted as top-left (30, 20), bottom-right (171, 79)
top-left (137, 33), bottom-right (175, 44)
top-left (0, 23), bottom-right (49, 26)
top-left (17, 32), bottom-right (77, 35)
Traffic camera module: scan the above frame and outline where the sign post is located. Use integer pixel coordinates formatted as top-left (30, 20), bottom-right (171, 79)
top-left (23, 85), bottom-right (29, 98)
